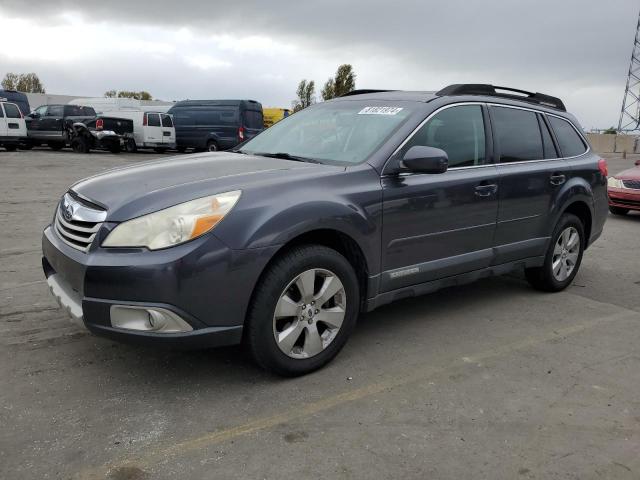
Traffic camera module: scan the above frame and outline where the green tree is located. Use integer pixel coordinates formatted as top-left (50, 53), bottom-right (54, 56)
top-left (292, 80), bottom-right (315, 112)
top-left (104, 90), bottom-right (117, 98)
top-left (321, 64), bottom-right (356, 100)
top-left (104, 90), bottom-right (153, 100)
top-left (1, 72), bottom-right (45, 93)
top-left (603, 127), bottom-right (617, 134)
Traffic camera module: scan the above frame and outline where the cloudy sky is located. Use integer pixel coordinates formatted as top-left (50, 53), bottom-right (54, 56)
top-left (0, 0), bottom-right (637, 129)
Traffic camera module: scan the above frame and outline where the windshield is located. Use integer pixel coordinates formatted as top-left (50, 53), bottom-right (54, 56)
top-left (239, 101), bottom-right (415, 165)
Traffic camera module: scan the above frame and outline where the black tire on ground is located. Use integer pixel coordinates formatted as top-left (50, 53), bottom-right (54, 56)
top-left (108, 143), bottom-right (121, 154)
top-left (125, 139), bottom-right (137, 153)
top-left (246, 244), bottom-right (360, 376)
top-left (48, 141), bottom-right (64, 151)
top-left (206, 141), bottom-right (218, 152)
top-left (609, 205), bottom-right (629, 216)
top-left (4, 144), bottom-right (18, 151)
top-left (19, 142), bottom-right (33, 150)
top-left (154, 147), bottom-right (168, 153)
top-left (525, 213), bottom-right (585, 292)
top-left (71, 137), bottom-right (90, 154)
top-left (176, 146), bottom-right (187, 153)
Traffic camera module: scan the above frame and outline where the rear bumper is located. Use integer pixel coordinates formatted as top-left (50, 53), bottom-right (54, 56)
top-left (42, 224), bottom-right (278, 349)
top-left (0, 135), bottom-right (27, 144)
top-left (608, 187), bottom-right (640, 211)
top-left (143, 142), bottom-right (176, 149)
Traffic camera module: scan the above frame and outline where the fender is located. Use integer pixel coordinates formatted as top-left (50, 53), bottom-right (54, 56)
top-left (549, 175), bottom-right (594, 235)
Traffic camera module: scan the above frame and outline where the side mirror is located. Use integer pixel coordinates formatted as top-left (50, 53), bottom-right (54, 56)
top-left (29, 112), bottom-right (39, 118)
top-left (401, 146), bottom-right (448, 174)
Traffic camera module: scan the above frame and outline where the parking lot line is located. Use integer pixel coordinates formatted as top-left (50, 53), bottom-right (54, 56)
top-left (75, 306), bottom-right (638, 479)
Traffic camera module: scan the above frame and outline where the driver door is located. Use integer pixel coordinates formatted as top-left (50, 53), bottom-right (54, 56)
top-left (380, 104), bottom-right (499, 292)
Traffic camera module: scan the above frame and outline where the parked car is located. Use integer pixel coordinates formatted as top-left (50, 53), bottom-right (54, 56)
top-left (0, 89), bottom-right (30, 116)
top-left (263, 107), bottom-right (290, 128)
top-left (69, 115), bottom-right (134, 153)
top-left (608, 159), bottom-right (640, 214)
top-left (168, 99), bottom-right (263, 152)
top-left (69, 98), bottom-right (175, 153)
top-left (26, 104), bottom-right (96, 150)
top-left (0, 101), bottom-right (28, 151)
top-left (42, 84), bottom-right (607, 376)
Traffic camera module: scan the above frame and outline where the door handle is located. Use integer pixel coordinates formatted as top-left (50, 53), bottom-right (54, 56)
top-left (550, 173), bottom-right (566, 186)
top-left (474, 184), bottom-right (498, 197)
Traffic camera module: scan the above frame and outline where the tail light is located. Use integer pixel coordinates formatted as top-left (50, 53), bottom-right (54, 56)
top-left (238, 126), bottom-right (245, 141)
top-left (598, 158), bottom-right (608, 177)
top-left (96, 118), bottom-right (104, 131)
top-left (20, 110), bottom-right (24, 119)
top-left (142, 113), bottom-right (147, 126)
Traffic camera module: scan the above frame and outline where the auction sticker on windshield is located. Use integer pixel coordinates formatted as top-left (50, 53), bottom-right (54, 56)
top-left (358, 106), bottom-right (403, 115)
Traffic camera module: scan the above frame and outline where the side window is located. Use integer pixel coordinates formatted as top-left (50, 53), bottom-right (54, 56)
top-left (548, 116), bottom-right (587, 158)
top-left (47, 105), bottom-right (64, 117)
top-left (244, 110), bottom-right (264, 129)
top-left (147, 113), bottom-right (161, 127)
top-left (34, 105), bottom-right (47, 116)
top-left (401, 105), bottom-right (486, 168)
top-left (538, 115), bottom-right (558, 159)
top-left (492, 106), bottom-right (543, 162)
top-left (161, 114), bottom-right (173, 127)
top-left (171, 109), bottom-right (194, 126)
top-left (4, 103), bottom-right (21, 118)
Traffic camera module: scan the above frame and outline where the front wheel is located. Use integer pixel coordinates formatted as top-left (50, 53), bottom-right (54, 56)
top-left (48, 141), bottom-right (64, 151)
top-left (525, 213), bottom-right (584, 292)
top-left (246, 245), bottom-right (360, 376)
top-left (609, 205), bottom-right (629, 216)
top-left (71, 137), bottom-right (90, 154)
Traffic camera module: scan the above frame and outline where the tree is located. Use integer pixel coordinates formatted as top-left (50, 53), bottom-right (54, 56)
top-left (603, 127), bottom-right (617, 135)
top-left (292, 80), bottom-right (315, 112)
top-left (321, 64), bottom-right (356, 101)
top-left (104, 90), bottom-right (153, 100)
top-left (1, 72), bottom-right (45, 93)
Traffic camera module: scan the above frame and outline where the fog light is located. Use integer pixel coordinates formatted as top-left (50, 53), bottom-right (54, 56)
top-left (110, 305), bottom-right (193, 333)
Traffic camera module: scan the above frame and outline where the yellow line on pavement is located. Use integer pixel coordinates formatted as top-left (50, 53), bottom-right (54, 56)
top-left (75, 309), bottom-right (637, 479)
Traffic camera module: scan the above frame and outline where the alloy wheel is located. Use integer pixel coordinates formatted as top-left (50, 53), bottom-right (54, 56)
top-left (551, 226), bottom-right (580, 281)
top-left (273, 268), bottom-right (346, 359)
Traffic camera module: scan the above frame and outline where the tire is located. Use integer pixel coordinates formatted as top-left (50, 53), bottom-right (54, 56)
top-left (176, 146), bottom-right (187, 153)
top-left (206, 141), bottom-right (218, 152)
top-left (609, 205), bottom-right (629, 216)
top-left (19, 142), bottom-right (33, 150)
top-left (48, 141), bottom-right (64, 151)
top-left (108, 143), bottom-right (121, 154)
top-left (4, 144), bottom-right (17, 151)
top-left (246, 245), bottom-right (360, 376)
top-left (125, 139), bottom-right (137, 153)
top-left (154, 147), bottom-right (168, 153)
top-left (71, 137), bottom-right (90, 154)
top-left (525, 213), bottom-right (585, 292)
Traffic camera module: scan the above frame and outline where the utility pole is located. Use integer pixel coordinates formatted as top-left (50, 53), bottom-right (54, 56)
top-left (618, 9), bottom-right (640, 133)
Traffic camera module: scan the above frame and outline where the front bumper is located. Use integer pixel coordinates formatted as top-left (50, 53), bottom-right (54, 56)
top-left (608, 187), bottom-right (640, 211)
top-left (42, 225), bottom-right (278, 349)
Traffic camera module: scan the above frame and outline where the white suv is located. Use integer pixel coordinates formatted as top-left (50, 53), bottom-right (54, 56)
top-left (0, 101), bottom-right (27, 151)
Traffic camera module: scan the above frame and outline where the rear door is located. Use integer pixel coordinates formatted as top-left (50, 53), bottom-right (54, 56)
top-left (490, 104), bottom-right (567, 264)
top-left (3, 103), bottom-right (26, 138)
top-left (0, 104), bottom-right (7, 138)
top-left (160, 114), bottom-right (175, 146)
top-left (144, 113), bottom-right (163, 145)
top-left (42, 105), bottom-right (64, 140)
top-left (27, 105), bottom-right (48, 138)
top-left (243, 108), bottom-right (264, 142)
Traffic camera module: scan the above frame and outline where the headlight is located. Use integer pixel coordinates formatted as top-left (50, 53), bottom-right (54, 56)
top-left (607, 177), bottom-right (624, 188)
top-left (102, 191), bottom-right (241, 250)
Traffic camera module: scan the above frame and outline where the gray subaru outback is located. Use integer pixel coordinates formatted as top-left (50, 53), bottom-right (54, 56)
top-left (42, 84), bottom-right (608, 376)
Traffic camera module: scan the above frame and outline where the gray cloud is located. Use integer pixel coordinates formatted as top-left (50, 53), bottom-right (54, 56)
top-left (1, 0), bottom-right (638, 128)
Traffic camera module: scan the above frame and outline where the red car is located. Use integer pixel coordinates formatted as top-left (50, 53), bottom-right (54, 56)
top-left (608, 159), bottom-right (640, 215)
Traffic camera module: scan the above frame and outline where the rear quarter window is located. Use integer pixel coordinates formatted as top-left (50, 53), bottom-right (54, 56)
top-left (3, 103), bottom-right (21, 119)
top-left (147, 113), bottom-right (161, 126)
top-left (47, 105), bottom-right (64, 117)
top-left (492, 106), bottom-right (543, 162)
top-left (244, 110), bottom-right (264, 129)
top-left (548, 116), bottom-right (587, 157)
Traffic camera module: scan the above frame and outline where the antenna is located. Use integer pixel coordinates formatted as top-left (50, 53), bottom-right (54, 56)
top-left (618, 9), bottom-right (640, 133)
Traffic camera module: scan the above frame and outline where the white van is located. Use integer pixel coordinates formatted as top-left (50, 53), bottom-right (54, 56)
top-left (0, 101), bottom-right (28, 151)
top-left (69, 98), bottom-right (176, 152)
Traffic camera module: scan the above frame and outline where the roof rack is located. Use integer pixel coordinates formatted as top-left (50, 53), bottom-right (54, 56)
top-left (340, 89), bottom-right (395, 97)
top-left (435, 84), bottom-right (566, 111)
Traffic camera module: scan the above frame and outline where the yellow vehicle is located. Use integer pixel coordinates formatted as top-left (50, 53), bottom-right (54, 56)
top-left (263, 108), bottom-right (290, 128)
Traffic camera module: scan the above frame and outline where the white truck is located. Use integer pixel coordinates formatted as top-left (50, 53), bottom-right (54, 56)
top-left (69, 98), bottom-right (176, 153)
top-left (0, 101), bottom-right (28, 151)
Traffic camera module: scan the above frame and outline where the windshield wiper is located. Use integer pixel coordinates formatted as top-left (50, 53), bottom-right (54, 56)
top-left (252, 152), bottom-right (321, 163)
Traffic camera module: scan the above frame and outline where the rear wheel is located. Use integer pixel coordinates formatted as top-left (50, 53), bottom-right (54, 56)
top-left (48, 141), bottom-right (64, 151)
top-left (525, 213), bottom-right (584, 292)
top-left (176, 146), bottom-right (187, 153)
top-left (4, 144), bottom-right (17, 151)
top-left (154, 147), bottom-right (168, 153)
top-left (71, 137), bottom-right (90, 154)
top-left (18, 142), bottom-right (33, 150)
top-left (108, 143), bottom-right (121, 154)
top-left (125, 139), bottom-right (137, 153)
top-left (206, 140), bottom-right (218, 152)
top-left (609, 205), bottom-right (629, 216)
top-left (246, 245), bottom-right (360, 376)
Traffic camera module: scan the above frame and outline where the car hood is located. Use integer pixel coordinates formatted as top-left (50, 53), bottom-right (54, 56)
top-left (614, 166), bottom-right (640, 180)
top-left (71, 152), bottom-right (333, 221)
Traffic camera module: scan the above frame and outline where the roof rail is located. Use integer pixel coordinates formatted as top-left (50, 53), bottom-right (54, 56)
top-left (340, 89), bottom-right (395, 97)
top-left (435, 84), bottom-right (566, 111)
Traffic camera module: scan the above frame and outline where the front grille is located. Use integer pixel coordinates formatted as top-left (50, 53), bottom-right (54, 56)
top-left (53, 193), bottom-right (106, 252)
top-left (622, 179), bottom-right (640, 189)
